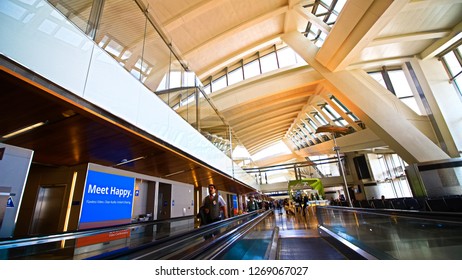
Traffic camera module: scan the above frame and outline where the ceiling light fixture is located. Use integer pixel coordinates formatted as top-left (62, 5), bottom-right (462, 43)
top-left (164, 169), bottom-right (188, 177)
top-left (113, 156), bottom-right (146, 167)
top-left (2, 122), bottom-right (46, 139)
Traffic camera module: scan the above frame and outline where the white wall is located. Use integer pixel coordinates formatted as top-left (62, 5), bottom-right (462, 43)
top-left (171, 183), bottom-right (194, 218)
top-left (132, 179), bottom-right (149, 220)
top-left (0, 0), bottom-right (259, 190)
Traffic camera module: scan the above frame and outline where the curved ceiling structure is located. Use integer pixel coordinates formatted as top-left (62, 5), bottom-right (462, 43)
top-left (143, 0), bottom-right (461, 167)
top-left (2, 0), bottom-right (461, 192)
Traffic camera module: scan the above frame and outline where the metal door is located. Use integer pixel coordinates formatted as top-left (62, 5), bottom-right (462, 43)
top-left (157, 182), bottom-right (171, 220)
top-left (30, 185), bottom-right (66, 235)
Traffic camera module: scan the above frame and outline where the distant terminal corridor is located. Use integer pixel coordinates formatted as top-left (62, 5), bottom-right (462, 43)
top-left (1, 0), bottom-right (462, 261)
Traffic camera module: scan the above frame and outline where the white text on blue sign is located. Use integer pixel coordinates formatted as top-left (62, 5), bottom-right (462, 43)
top-left (87, 184), bottom-right (132, 198)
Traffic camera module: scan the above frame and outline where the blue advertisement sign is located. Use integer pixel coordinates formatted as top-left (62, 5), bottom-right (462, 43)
top-left (232, 195), bottom-right (238, 216)
top-left (232, 195), bottom-right (238, 209)
top-left (80, 170), bottom-right (135, 226)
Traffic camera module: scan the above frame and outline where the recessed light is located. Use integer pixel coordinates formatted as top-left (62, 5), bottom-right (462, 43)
top-left (2, 122), bottom-right (46, 139)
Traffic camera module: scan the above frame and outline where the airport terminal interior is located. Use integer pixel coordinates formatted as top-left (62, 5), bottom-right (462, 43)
top-left (1, 0), bottom-right (462, 260)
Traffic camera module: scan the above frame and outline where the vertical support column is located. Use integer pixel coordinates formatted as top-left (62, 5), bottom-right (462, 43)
top-left (331, 134), bottom-right (352, 207)
top-left (405, 58), bottom-right (460, 157)
top-left (153, 181), bottom-right (159, 220)
top-left (195, 87), bottom-right (200, 130)
top-left (229, 126), bottom-right (234, 178)
top-left (86, 0), bottom-right (105, 40)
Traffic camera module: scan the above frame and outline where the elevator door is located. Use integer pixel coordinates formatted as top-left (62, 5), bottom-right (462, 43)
top-left (30, 185), bottom-right (66, 235)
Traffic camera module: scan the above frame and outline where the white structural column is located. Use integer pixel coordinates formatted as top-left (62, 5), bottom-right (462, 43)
top-left (406, 58), bottom-right (461, 158)
top-left (282, 31), bottom-right (450, 164)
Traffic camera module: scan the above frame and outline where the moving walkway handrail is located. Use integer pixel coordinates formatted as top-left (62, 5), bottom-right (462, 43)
top-left (96, 211), bottom-right (262, 260)
top-left (0, 215), bottom-right (194, 250)
top-left (264, 225), bottom-right (279, 260)
top-left (323, 205), bottom-right (462, 223)
top-left (0, 211), bottom-right (266, 260)
top-left (181, 210), bottom-right (272, 260)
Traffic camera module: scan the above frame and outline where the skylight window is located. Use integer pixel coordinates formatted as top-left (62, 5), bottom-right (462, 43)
top-left (211, 75), bottom-right (227, 91)
top-left (251, 141), bottom-right (291, 161)
top-left (228, 68), bottom-right (243, 86)
top-left (260, 52), bottom-right (278, 74)
top-left (368, 69), bottom-right (422, 115)
top-left (326, 13), bottom-right (337, 24)
top-left (307, 118), bottom-right (318, 130)
top-left (232, 145), bottom-right (251, 159)
top-left (203, 46), bottom-right (304, 95)
top-left (183, 71), bottom-right (198, 87)
top-left (277, 47), bottom-right (298, 68)
top-left (301, 121), bottom-right (313, 133)
top-left (243, 60), bottom-right (260, 79)
top-left (440, 43), bottom-right (462, 96)
top-left (330, 96), bottom-right (359, 122)
top-left (169, 71), bottom-right (181, 88)
top-left (320, 103), bottom-right (347, 126)
top-left (303, 0), bottom-right (347, 47)
top-left (313, 112), bottom-right (328, 125)
top-left (266, 170), bottom-right (291, 184)
top-left (333, 0), bottom-right (347, 14)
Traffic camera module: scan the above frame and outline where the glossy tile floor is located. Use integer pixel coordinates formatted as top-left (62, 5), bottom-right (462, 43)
top-left (220, 207), bottom-right (347, 260)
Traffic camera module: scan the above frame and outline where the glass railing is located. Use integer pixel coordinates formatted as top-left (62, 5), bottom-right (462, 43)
top-left (406, 158), bottom-right (462, 198)
top-left (43, 0), bottom-right (255, 184)
top-left (156, 85), bottom-right (239, 159)
top-left (0, 0), bottom-right (258, 188)
top-left (0, 216), bottom-right (195, 260)
top-left (316, 206), bottom-right (462, 259)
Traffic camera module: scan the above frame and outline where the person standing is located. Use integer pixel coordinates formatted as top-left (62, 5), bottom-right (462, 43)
top-left (201, 184), bottom-right (228, 224)
top-left (247, 195), bottom-right (259, 212)
top-left (303, 194), bottom-right (309, 216)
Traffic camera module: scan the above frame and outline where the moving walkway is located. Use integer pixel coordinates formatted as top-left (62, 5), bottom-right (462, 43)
top-left (2, 206), bottom-right (462, 260)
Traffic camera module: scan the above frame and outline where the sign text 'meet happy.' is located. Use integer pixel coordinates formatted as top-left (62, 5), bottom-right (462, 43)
top-left (87, 184), bottom-right (132, 198)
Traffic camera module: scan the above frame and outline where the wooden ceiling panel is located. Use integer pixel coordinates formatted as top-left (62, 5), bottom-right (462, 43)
top-left (220, 84), bottom-right (311, 154)
top-left (0, 66), bottom-right (254, 194)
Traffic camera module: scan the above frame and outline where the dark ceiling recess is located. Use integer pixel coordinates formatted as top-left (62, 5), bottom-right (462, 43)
top-left (0, 58), bottom-right (254, 195)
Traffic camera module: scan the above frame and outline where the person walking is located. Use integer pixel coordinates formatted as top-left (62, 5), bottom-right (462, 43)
top-left (247, 195), bottom-right (259, 212)
top-left (201, 184), bottom-right (228, 224)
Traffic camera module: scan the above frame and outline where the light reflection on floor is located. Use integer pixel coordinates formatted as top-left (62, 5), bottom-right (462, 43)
top-left (220, 206), bottom-right (347, 260)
